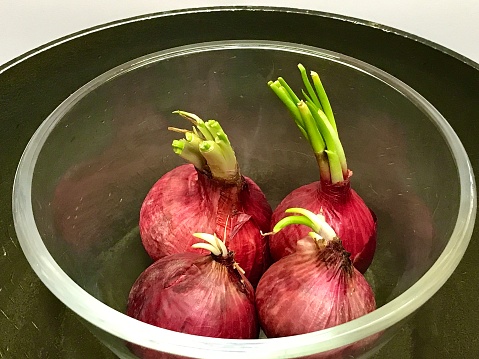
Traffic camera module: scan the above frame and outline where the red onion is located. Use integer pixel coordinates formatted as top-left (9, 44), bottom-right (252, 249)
top-left (256, 208), bottom-right (376, 340)
top-left (140, 111), bottom-right (272, 286)
top-left (271, 174), bottom-right (376, 273)
top-left (127, 233), bottom-right (259, 358)
top-left (267, 65), bottom-right (377, 273)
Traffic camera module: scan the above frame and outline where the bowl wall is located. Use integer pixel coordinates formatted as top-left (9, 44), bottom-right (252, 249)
top-left (15, 41), bottom-right (472, 358)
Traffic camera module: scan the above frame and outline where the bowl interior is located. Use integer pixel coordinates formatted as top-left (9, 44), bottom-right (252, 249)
top-left (15, 41), bottom-right (474, 358)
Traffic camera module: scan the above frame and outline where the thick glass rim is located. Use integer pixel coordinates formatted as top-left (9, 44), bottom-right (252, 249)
top-left (12, 40), bottom-right (476, 358)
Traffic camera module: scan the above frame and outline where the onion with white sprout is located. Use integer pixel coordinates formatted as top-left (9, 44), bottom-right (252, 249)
top-left (127, 232), bottom-right (259, 358)
top-left (256, 208), bottom-right (376, 340)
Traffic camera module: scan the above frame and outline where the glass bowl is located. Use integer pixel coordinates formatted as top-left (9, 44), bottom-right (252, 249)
top-left (13, 40), bottom-right (476, 358)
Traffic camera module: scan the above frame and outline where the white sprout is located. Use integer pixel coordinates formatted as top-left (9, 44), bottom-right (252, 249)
top-left (192, 233), bottom-right (228, 257)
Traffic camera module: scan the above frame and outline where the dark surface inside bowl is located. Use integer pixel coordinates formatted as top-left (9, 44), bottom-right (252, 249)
top-left (1, 6), bottom-right (478, 358)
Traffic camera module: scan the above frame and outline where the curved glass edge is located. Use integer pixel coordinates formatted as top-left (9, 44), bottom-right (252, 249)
top-left (1, 5), bottom-right (478, 77)
top-left (12, 40), bottom-right (476, 358)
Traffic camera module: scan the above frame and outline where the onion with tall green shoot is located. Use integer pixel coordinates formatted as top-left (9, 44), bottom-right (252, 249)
top-left (139, 111), bottom-right (272, 286)
top-left (268, 64), bottom-right (376, 273)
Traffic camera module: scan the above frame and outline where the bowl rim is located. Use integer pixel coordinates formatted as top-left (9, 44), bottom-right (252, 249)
top-left (12, 38), bottom-right (476, 358)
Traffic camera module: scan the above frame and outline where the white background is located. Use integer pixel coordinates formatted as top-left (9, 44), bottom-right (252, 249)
top-left (1, 1), bottom-right (478, 67)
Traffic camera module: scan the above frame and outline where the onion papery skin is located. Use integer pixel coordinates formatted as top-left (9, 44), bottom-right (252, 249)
top-left (140, 164), bottom-right (272, 286)
top-left (127, 251), bottom-right (259, 357)
top-left (256, 237), bottom-right (376, 340)
top-left (270, 173), bottom-right (376, 273)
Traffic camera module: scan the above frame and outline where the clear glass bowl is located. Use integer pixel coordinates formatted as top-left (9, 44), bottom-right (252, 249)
top-left (12, 40), bottom-right (476, 358)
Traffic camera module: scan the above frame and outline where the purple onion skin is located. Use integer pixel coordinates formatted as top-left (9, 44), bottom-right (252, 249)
top-left (270, 173), bottom-right (377, 273)
top-left (256, 236), bottom-right (376, 339)
top-left (127, 251), bottom-right (259, 339)
top-left (140, 164), bottom-right (272, 287)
